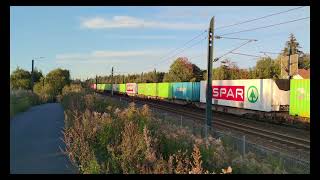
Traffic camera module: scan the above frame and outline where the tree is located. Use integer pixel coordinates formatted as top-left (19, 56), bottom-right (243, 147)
top-left (10, 67), bottom-right (32, 90)
top-left (282, 33), bottom-right (303, 56)
top-left (163, 57), bottom-right (199, 82)
top-left (32, 68), bottom-right (43, 83)
top-left (299, 53), bottom-right (310, 70)
top-left (254, 57), bottom-right (280, 79)
top-left (45, 68), bottom-right (71, 95)
top-left (212, 59), bottom-right (241, 80)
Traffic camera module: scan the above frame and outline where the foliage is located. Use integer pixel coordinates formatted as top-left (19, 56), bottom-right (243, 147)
top-left (61, 91), bottom-right (291, 174)
top-left (253, 57), bottom-right (280, 79)
top-left (32, 68), bottom-right (44, 83)
top-left (33, 80), bottom-right (56, 103)
top-left (45, 68), bottom-right (71, 96)
top-left (163, 57), bottom-right (201, 82)
top-left (298, 53), bottom-right (310, 70)
top-left (10, 89), bottom-right (41, 118)
top-left (282, 33), bottom-right (303, 56)
top-left (10, 67), bottom-right (32, 90)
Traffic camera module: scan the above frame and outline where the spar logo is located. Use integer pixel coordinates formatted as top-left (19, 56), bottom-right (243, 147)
top-left (212, 86), bottom-right (245, 102)
top-left (247, 86), bottom-right (259, 103)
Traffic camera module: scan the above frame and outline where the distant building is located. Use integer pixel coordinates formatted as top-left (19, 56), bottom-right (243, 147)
top-left (292, 69), bottom-right (310, 79)
top-left (280, 54), bottom-right (299, 79)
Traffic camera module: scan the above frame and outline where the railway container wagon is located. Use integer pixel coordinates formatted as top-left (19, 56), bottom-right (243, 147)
top-left (126, 83), bottom-right (138, 96)
top-left (138, 83), bottom-right (157, 97)
top-left (119, 84), bottom-right (126, 94)
top-left (199, 79), bottom-right (289, 112)
top-left (157, 82), bottom-right (172, 99)
top-left (289, 79), bottom-right (310, 118)
top-left (96, 84), bottom-right (103, 91)
top-left (97, 84), bottom-right (112, 91)
top-left (112, 84), bottom-right (120, 92)
top-left (90, 84), bottom-right (96, 90)
top-left (171, 82), bottom-right (200, 101)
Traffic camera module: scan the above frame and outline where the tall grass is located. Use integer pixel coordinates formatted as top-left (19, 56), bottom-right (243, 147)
top-left (61, 91), bottom-right (288, 174)
top-left (10, 89), bottom-right (41, 118)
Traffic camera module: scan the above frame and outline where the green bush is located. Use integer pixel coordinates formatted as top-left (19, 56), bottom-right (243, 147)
top-left (10, 89), bottom-right (41, 118)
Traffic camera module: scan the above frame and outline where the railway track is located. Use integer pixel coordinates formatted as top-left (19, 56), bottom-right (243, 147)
top-left (111, 94), bottom-right (310, 153)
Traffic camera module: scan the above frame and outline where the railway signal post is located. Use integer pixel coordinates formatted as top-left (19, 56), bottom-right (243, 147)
top-left (206, 16), bottom-right (214, 138)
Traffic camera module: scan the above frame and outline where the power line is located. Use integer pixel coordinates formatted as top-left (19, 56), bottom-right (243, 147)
top-left (214, 40), bottom-right (257, 62)
top-left (230, 52), bottom-right (263, 58)
top-left (214, 6), bottom-right (306, 30)
top-left (218, 17), bottom-right (310, 36)
top-left (215, 36), bottom-right (257, 41)
top-left (146, 36), bottom-right (207, 72)
top-left (158, 30), bottom-right (207, 61)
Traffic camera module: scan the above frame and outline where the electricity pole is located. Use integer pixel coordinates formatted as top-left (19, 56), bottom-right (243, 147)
top-left (31, 59), bottom-right (34, 92)
top-left (206, 17), bottom-right (214, 137)
top-left (95, 75), bottom-right (98, 92)
top-left (288, 46), bottom-right (292, 79)
top-left (154, 68), bottom-right (157, 83)
top-left (31, 57), bottom-right (44, 92)
top-left (111, 67), bottom-right (114, 96)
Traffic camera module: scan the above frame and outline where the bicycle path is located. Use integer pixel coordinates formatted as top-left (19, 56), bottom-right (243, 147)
top-left (10, 103), bottom-right (78, 174)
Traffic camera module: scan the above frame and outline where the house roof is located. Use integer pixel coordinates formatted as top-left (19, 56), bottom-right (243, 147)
top-left (298, 69), bottom-right (310, 79)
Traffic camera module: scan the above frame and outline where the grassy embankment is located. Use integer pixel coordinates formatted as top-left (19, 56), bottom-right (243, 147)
top-left (60, 85), bottom-right (290, 174)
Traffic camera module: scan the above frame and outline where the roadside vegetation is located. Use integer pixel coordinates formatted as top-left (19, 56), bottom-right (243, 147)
top-left (10, 89), bottom-right (41, 119)
top-left (10, 67), bottom-right (72, 118)
top-left (60, 84), bottom-right (288, 174)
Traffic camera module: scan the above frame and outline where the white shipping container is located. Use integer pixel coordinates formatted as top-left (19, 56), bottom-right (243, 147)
top-left (200, 79), bottom-right (289, 112)
top-left (112, 84), bottom-right (120, 92)
top-left (126, 83), bottom-right (138, 95)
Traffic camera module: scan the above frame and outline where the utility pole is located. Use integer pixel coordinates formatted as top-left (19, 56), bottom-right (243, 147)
top-left (95, 75), bottom-right (98, 92)
top-left (206, 17), bottom-right (214, 137)
top-left (111, 67), bottom-right (114, 96)
top-left (154, 68), bottom-right (157, 83)
top-left (31, 59), bottom-right (34, 92)
top-left (288, 46), bottom-right (292, 79)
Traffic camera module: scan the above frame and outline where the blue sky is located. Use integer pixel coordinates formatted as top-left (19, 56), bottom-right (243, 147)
top-left (10, 6), bottom-right (310, 80)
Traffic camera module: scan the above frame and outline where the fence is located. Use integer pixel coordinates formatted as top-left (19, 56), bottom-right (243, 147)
top-left (116, 97), bottom-right (310, 174)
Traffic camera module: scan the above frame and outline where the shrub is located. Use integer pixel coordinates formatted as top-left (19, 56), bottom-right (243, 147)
top-left (10, 89), bottom-right (41, 118)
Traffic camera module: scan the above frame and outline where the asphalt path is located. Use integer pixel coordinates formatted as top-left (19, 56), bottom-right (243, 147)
top-left (10, 103), bottom-right (78, 174)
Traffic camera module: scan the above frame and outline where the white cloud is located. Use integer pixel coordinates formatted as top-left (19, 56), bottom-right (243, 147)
top-left (55, 49), bottom-right (165, 63)
top-left (92, 50), bottom-right (153, 57)
top-left (80, 16), bottom-right (206, 30)
top-left (104, 35), bottom-right (178, 40)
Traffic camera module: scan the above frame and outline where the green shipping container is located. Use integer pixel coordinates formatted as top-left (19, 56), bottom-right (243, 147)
top-left (289, 79), bottom-right (310, 118)
top-left (138, 83), bottom-right (157, 97)
top-left (157, 83), bottom-right (172, 99)
top-left (97, 84), bottom-right (102, 90)
top-left (146, 83), bottom-right (157, 97)
top-left (119, 84), bottom-right (126, 93)
top-left (138, 83), bottom-right (147, 96)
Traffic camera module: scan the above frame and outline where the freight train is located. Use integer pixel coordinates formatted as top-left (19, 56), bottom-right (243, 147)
top-left (90, 79), bottom-right (310, 120)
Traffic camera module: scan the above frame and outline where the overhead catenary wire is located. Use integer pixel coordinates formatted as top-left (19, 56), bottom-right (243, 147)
top-left (146, 36), bottom-right (208, 72)
top-left (215, 36), bottom-right (257, 41)
top-left (214, 40), bottom-right (257, 62)
top-left (214, 6), bottom-right (306, 30)
top-left (218, 17), bottom-right (310, 36)
top-left (157, 30), bottom-right (207, 61)
top-left (230, 52), bottom-right (264, 58)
